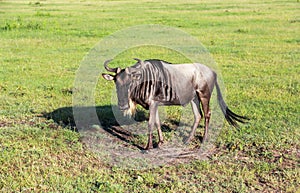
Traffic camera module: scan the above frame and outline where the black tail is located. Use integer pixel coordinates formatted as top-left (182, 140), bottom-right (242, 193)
top-left (215, 80), bottom-right (249, 127)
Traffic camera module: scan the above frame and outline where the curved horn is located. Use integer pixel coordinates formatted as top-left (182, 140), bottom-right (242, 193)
top-left (133, 58), bottom-right (143, 64)
top-left (104, 59), bottom-right (117, 73)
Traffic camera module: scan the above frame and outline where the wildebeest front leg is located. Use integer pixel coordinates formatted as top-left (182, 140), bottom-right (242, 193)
top-left (185, 96), bottom-right (202, 144)
top-left (145, 102), bottom-right (159, 150)
top-left (145, 123), bottom-right (154, 150)
top-left (155, 107), bottom-right (164, 148)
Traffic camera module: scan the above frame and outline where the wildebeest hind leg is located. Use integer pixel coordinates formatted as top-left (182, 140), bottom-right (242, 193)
top-left (184, 96), bottom-right (202, 144)
top-left (199, 96), bottom-right (211, 142)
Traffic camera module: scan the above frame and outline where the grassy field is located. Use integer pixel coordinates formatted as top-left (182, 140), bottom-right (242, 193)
top-left (0, 0), bottom-right (299, 192)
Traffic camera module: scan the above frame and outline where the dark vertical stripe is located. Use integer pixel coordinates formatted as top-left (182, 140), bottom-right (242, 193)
top-left (130, 60), bottom-right (176, 103)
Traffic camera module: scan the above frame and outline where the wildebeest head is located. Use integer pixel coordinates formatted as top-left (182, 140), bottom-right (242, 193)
top-left (102, 58), bottom-right (143, 115)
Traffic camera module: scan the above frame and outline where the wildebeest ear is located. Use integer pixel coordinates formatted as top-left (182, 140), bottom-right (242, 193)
top-left (116, 67), bottom-right (121, 74)
top-left (102, 73), bottom-right (114, 81)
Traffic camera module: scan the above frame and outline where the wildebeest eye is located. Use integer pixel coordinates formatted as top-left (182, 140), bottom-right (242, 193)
top-left (131, 72), bottom-right (141, 80)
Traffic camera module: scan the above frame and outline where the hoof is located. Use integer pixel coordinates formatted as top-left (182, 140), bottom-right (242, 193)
top-left (184, 137), bottom-right (193, 145)
top-left (141, 149), bottom-right (150, 154)
top-left (201, 136), bottom-right (207, 143)
top-left (157, 141), bottom-right (164, 148)
top-left (144, 144), bottom-right (153, 150)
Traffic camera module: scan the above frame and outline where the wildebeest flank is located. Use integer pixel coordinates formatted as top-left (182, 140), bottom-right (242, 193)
top-left (102, 58), bottom-right (249, 150)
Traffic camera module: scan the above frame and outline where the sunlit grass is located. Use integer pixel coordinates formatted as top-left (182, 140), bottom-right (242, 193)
top-left (0, 0), bottom-right (299, 192)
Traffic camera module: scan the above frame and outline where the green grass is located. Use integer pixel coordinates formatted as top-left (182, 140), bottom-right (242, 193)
top-left (0, 0), bottom-right (299, 192)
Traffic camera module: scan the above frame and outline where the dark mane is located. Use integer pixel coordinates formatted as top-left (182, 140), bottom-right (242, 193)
top-left (145, 59), bottom-right (172, 64)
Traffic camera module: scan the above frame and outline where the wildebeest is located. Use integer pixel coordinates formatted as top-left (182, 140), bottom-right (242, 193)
top-left (102, 58), bottom-right (248, 150)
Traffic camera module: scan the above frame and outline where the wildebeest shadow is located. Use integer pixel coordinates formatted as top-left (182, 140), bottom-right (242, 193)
top-left (44, 105), bottom-right (145, 128)
top-left (43, 105), bottom-right (180, 150)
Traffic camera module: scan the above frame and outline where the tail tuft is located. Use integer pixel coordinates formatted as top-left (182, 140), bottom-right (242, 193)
top-left (215, 80), bottom-right (249, 127)
top-left (224, 107), bottom-right (250, 128)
